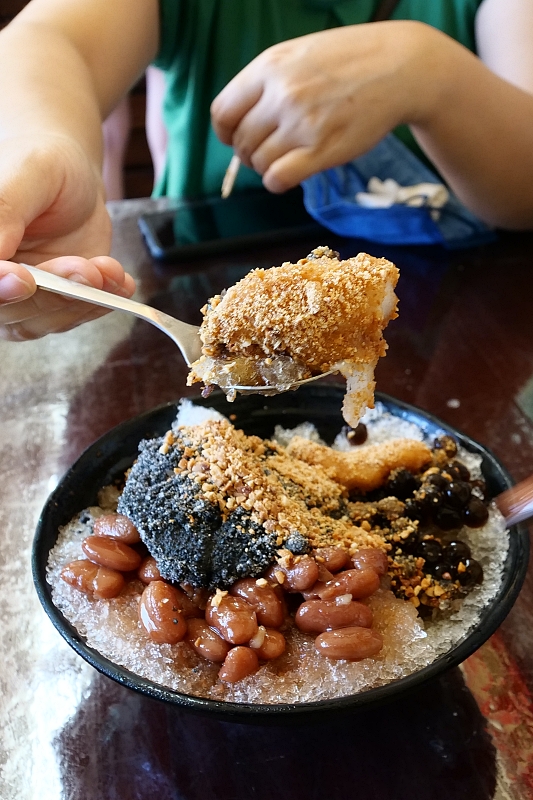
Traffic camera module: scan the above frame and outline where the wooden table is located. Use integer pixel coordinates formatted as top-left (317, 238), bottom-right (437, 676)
top-left (1, 199), bottom-right (532, 799)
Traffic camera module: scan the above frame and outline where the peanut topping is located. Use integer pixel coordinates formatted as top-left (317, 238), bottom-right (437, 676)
top-left (210, 589), bottom-right (228, 608)
top-left (170, 418), bottom-right (384, 552)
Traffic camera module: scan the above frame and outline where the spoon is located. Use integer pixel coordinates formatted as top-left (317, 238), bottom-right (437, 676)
top-left (23, 259), bottom-right (533, 516)
top-left (24, 265), bottom-right (335, 393)
top-left (495, 474), bottom-right (533, 527)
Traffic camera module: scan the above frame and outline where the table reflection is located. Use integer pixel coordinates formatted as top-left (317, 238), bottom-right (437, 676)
top-left (52, 667), bottom-right (495, 800)
top-left (1, 200), bottom-right (532, 799)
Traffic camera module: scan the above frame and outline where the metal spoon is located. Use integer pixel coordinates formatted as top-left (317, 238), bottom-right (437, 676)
top-left (24, 265), bottom-right (335, 393)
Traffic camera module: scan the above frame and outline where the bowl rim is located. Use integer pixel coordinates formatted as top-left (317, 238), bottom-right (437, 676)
top-left (32, 387), bottom-right (530, 721)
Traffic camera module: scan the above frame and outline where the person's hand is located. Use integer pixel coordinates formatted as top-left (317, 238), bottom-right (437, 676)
top-left (0, 132), bottom-right (136, 340)
top-left (0, 256), bottom-right (135, 341)
top-left (0, 133), bottom-right (112, 265)
top-left (211, 22), bottom-right (443, 193)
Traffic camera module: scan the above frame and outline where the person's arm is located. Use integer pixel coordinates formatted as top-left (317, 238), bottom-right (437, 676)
top-left (0, 0), bottom-right (159, 254)
top-left (0, 0), bottom-right (159, 338)
top-left (411, 0), bottom-right (533, 229)
top-left (211, 0), bottom-right (533, 229)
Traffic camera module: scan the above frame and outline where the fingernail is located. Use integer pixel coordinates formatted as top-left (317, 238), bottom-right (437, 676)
top-left (104, 278), bottom-right (121, 292)
top-left (69, 272), bottom-right (93, 286)
top-left (0, 274), bottom-right (33, 303)
top-left (104, 278), bottom-right (130, 296)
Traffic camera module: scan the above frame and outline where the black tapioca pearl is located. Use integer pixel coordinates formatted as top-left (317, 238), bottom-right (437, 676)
top-left (365, 488), bottom-right (387, 503)
top-left (385, 468), bottom-right (419, 500)
top-left (463, 497), bottom-right (489, 528)
top-left (404, 500), bottom-right (425, 521)
top-left (433, 436), bottom-right (458, 458)
top-left (372, 513), bottom-right (389, 529)
top-left (432, 563), bottom-right (456, 581)
top-left (398, 528), bottom-right (420, 551)
top-left (416, 539), bottom-right (443, 563)
top-left (444, 481), bottom-right (472, 509)
top-left (425, 472), bottom-right (450, 491)
top-left (343, 422), bottom-right (368, 446)
top-left (434, 505), bottom-right (463, 531)
top-left (448, 460), bottom-right (470, 482)
top-left (416, 486), bottom-right (443, 511)
top-left (443, 540), bottom-right (471, 564)
top-left (457, 558), bottom-right (484, 588)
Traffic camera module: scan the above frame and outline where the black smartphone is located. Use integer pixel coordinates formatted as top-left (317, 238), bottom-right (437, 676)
top-left (138, 188), bottom-right (326, 262)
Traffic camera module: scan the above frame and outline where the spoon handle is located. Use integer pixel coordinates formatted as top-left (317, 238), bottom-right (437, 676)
top-left (25, 265), bottom-right (156, 319)
top-left (23, 264), bottom-right (202, 365)
top-left (496, 475), bottom-right (533, 526)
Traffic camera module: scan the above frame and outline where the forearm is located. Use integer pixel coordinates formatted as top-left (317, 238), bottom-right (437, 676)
top-left (0, 0), bottom-right (159, 165)
top-left (410, 27), bottom-right (533, 229)
top-left (212, 18), bottom-right (533, 230)
top-left (0, 21), bottom-right (104, 165)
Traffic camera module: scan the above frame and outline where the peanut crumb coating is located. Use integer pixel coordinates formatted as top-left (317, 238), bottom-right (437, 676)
top-left (170, 419), bottom-right (384, 554)
top-left (188, 247), bottom-right (399, 425)
top-left (286, 436), bottom-right (432, 493)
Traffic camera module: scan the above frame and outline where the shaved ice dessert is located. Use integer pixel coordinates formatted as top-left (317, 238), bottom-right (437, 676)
top-left (46, 401), bottom-right (509, 704)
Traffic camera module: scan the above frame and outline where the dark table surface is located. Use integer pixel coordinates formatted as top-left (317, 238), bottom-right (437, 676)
top-left (1, 198), bottom-right (532, 800)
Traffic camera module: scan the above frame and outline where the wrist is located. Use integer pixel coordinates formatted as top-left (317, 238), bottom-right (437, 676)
top-left (388, 22), bottom-right (458, 127)
top-left (398, 23), bottom-right (474, 130)
top-left (0, 23), bottom-right (104, 166)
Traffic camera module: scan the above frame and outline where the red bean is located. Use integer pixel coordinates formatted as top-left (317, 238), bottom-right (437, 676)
top-left (316, 564), bottom-right (335, 583)
top-left (301, 581), bottom-right (328, 600)
top-left (300, 569), bottom-right (340, 599)
top-left (206, 595), bottom-right (258, 644)
top-left (251, 628), bottom-right (286, 661)
top-left (82, 535), bottom-right (142, 572)
top-left (270, 583), bottom-right (288, 614)
top-left (186, 618), bottom-right (230, 662)
top-left (138, 581), bottom-right (187, 644)
top-left (295, 600), bottom-right (373, 633)
top-left (318, 569), bottom-right (380, 601)
top-left (93, 513), bottom-right (141, 544)
top-left (350, 548), bottom-right (388, 576)
top-left (315, 627), bottom-right (384, 661)
top-left (180, 583), bottom-right (209, 611)
top-left (230, 578), bottom-right (285, 628)
top-left (219, 647), bottom-right (260, 683)
top-left (172, 587), bottom-right (204, 620)
top-left (263, 564), bottom-right (287, 586)
top-left (313, 547), bottom-right (349, 573)
top-left (60, 559), bottom-right (124, 600)
top-left (90, 566), bottom-right (125, 600)
top-left (284, 556), bottom-right (319, 592)
top-left (141, 579), bottom-right (202, 619)
top-left (138, 556), bottom-right (161, 584)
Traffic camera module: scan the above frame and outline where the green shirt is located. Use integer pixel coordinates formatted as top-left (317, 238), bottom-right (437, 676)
top-left (154, 0), bottom-right (483, 199)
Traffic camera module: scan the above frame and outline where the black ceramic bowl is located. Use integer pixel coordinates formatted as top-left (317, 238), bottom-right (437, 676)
top-left (32, 385), bottom-right (529, 723)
